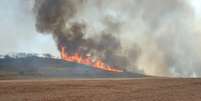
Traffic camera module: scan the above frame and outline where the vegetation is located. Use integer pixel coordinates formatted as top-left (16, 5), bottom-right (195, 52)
top-left (0, 53), bottom-right (143, 79)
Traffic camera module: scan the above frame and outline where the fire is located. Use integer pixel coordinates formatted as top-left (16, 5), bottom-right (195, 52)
top-left (60, 46), bottom-right (123, 72)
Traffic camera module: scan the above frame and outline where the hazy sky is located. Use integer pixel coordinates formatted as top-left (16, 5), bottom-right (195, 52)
top-left (0, 0), bottom-right (59, 56)
top-left (0, 0), bottom-right (200, 57)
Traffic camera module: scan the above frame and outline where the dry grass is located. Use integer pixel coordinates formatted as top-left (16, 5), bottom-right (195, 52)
top-left (0, 78), bottom-right (200, 101)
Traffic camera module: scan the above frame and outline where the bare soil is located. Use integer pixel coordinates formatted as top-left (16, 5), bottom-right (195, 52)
top-left (0, 78), bottom-right (200, 101)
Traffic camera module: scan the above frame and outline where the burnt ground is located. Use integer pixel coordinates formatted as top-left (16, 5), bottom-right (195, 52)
top-left (0, 78), bottom-right (200, 101)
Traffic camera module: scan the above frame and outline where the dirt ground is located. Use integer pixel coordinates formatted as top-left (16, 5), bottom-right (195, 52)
top-left (0, 78), bottom-right (200, 101)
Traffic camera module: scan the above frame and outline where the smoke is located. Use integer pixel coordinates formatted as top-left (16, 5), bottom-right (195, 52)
top-left (34, 0), bottom-right (201, 77)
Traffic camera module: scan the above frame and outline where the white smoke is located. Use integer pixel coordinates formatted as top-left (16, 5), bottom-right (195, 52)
top-left (65, 0), bottom-right (201, 77)
top-left (2, 0), bottom-right (201, 77)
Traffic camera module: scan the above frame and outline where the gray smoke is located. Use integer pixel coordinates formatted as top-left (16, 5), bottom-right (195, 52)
top-left (34, 0), bottom-right (124, 66)
top-left (34, 0), bottom-right (201, 77)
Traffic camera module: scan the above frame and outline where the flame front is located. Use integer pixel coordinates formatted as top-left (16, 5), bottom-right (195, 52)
top-left (60, 46), bottom-right (123, 72)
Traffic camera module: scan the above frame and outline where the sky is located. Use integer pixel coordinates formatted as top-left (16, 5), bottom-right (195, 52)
top-left (0, 0), bottom-right (59, 57)
top-left (191, 0), bottom-right (201, 16)
top-left (0, 0), bottom-right (201, 77)
top-left (0, 0), bottom-right (200, 57)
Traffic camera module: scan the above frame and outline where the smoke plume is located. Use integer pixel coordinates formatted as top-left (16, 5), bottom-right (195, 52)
top-left (34, 0), bottom-right (201, 77)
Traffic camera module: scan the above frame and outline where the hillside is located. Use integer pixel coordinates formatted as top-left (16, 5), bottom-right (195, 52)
top-left (0, 54), bottom-right (144, 79)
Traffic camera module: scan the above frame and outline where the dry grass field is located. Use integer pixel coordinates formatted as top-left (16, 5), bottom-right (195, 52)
top-left (0, 78), bottom-right (200, 101)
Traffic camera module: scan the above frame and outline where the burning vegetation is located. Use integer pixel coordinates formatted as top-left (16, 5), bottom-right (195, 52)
top-left (33, 0), bottom-right (199, 77)
top-left (34, 0), bottom-right (126, 73)
top-left (60, 46), bottom-right (123, 72)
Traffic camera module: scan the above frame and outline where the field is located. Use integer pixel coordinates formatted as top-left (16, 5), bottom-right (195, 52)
top-left (0, 78), bottom-right (200, 101)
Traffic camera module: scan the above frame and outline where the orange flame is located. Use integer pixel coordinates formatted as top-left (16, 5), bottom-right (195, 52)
top-left (60, 46), bottom-right (123, 72)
